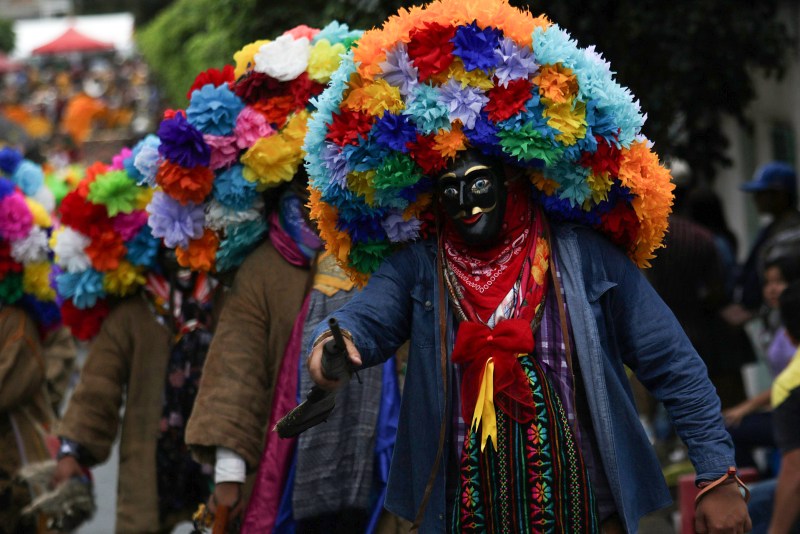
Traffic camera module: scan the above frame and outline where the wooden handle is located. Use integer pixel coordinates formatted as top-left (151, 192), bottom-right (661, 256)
top-left (212, 504), bottom-right (230, 534)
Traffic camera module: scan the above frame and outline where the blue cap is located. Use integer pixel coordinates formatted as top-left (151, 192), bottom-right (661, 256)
top-left (740, 162), bottom-right (797, 194)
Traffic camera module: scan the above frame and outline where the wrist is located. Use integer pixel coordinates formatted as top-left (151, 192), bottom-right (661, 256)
top-left (695, 467), bottom-right (750, 506)
top-left (57, 438), bottom-right (84, 463)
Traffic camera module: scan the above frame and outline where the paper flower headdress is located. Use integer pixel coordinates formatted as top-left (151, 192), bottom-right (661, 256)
top-left (52, 147), bottom-right (160, 340)
top-left (146, 22), bottom-right (363, 273)
top-left (305, 0), bottom-right (674, 284)
top-left (0, 148), bottom-right (60, 331)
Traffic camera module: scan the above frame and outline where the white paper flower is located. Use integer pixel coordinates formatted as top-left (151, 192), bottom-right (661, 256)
top-left (11, 226), bottom-right (49, 264)
top-left (53, 227), bottom-right (92, 273)
top-left (254, 35), bottom-right (310, 82)
top-left (31, 184), bottom-right (55, 214)
top-left (204, 198), bottom-right (264, 232)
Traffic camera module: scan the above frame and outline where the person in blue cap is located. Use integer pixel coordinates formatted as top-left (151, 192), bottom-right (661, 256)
top-left (735, 162), bottom-right (800, 314)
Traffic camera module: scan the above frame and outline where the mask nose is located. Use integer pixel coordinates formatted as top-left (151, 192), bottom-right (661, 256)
top-left (458, 181), bottom-right (467, 208)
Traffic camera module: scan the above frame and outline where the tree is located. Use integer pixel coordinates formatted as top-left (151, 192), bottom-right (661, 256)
top-left (513, 0), bottom-right (791, 181)
top-left (0, 18), bottom-right (15, 54)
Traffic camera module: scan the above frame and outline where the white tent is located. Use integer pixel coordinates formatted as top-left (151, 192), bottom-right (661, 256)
top-left (12, 13), bottom-right (135, 59)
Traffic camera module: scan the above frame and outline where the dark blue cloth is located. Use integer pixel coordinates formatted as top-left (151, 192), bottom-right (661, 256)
top-left (310, 222), bottom-right (735, 533)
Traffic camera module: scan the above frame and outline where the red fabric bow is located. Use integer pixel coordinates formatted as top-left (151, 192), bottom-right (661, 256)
top-left (451, 318), bottom-right (536, 426)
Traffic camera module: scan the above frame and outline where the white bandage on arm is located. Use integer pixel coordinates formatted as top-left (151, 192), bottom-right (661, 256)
top-left (214, 446), bottom-right (246, 484)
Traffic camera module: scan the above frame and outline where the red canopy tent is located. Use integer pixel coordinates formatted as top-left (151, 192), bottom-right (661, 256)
top-left (31, 27), bottom-right (115, 55)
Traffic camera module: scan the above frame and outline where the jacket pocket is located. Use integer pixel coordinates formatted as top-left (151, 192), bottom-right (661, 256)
top-left (410, 284), bottom-right (435, 348)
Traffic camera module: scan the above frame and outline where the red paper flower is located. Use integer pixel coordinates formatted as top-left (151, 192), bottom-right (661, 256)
top-left (406, 22), bottom-right (457, 81)
top-left (325, 108), bottom-right (374, 146)
top-left (86, 229), bottom-right (126, 271)
top-left (290, 72), bottom-right (326, 109)
top-left (233, 72), bottom-right (289, 105)
top-left (59, 190), bottom-right (111, 235)
top-left (155, 160), bottom-right (215, 205)
top-left (580, 136), bottom-right (622, 177)
top-left (600, 203), bottom-right (639, 248)
top-left (485, 78), bottom-right (534, 122)
top-left (84, 161), bottom-right (109, 183)
top-left (62, 298), bottom-right (109, 341)
top-left (162, 108), bottom-right (185, 121)
top-left (253, 95), bottom-right (296, 129)
top-left (187, 65), bottom-right (236, 100)
top-left (407, 134), bottom-right (447, 175)
top-left (0, 240), bottom-right (23, 279)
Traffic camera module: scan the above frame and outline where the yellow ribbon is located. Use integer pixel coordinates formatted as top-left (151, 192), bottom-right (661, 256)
top-left (471, 358), bottom-right (497, 452)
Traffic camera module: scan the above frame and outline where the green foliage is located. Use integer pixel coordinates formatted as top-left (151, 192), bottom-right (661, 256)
top-left (0, 18), bottom-right (15, 54)
top-left (513, 0), bottom-right (791, 180)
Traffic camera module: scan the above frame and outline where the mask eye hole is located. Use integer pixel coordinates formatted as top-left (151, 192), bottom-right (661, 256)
top-left (471, 177), bottom-right (491, 195)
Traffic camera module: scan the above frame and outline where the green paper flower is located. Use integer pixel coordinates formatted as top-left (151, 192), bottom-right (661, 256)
top-left (87, 171), bottom-right (140, 216)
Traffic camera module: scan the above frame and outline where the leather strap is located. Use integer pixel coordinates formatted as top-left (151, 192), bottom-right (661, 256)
top-left (411, 223), bottom-right (451, 530)
top-left (694, 466), bottom-right (750, 506)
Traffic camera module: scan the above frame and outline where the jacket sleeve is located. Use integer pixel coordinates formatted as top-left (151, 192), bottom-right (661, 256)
top-left (185, 254), bottom-right (275, 470)
top-left (0, 308), bottom-right (45, 413)
top-left (42, 326), bottom-right (78, 413)
top-left (57, 308), bottom-right (131, 466)
top-left (309, 246), bottom-right (417, 368)
top-left (608, 244), bottom-right (735, 480)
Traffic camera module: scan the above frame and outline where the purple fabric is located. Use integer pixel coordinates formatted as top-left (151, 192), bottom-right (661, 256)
top-left (268, 210), bottom-right (309, 268)
top-left (767, 327), bottom-right (797, 378)
top-left (241, 292), bottom-right (311, 533)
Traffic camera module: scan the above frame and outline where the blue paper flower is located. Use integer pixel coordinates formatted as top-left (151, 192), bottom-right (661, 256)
top-left (403, 83), bottom-right (450, 135)
top-left (438, 79), bottom-right (488, 130)
top-left (187, 84), bottom-right (245, 136)
top-left (378, 43), bottom-right (419, 96)
top-left (452, 22), bottom-right (502, 72)
top-left (126, 224), bottom-right (160, 267)
top-left (546, 157), bottom-right (592, 206)
top-left (19, 295), bottom-right (61, 330)
top-left (0, 178), bottom-right (14, 200)
top-left (133, 135), bottom-right (162, 186)
top-left (213, 164), bottom-right (259, 211)
top-left (342, 138), bottom-right (392, 173)
top-left (494, 37), bottom-right (539, 87)
top-left (464, 112), bottom-right (502, 156)
top-left (532, 24), bottom-right (581, 69)
top-left (157, 113), bottom-right (211, 168)
top-left (313, 20), bottom-right (362, 45)
top-left (215, 218), bottom-right (268, 272)
top-left (373, 112), bottom-right (417, 153)
top-left (11, 159), bottom-right (44, 196)
top-left (0, 147), bottom-right (22, 175)
top-left (146, 191), bottom-right (205, 249)
top-left (56, 269), bottom-right (106, 310)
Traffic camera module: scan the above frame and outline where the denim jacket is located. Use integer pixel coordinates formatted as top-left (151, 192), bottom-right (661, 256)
top-left (311, 222), bottom-right (734, 533)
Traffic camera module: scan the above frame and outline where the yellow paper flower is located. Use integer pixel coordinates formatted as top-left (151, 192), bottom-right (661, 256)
top-left (103, 260), bottom-right (146, 297)
top-left (344, 79), bottom-right (404, 117)
top-left (530, 170), bottom-right (559, 196)
top-left (308, 39), bottom-right (347, 84)
top-left (433, 59), bottom-right (494, 90)
top-left (23, 262), bottom-right (56, 301)
top-left (234, 40), bottom-right (271, 79)
top-left (542, 98), bottom-right (586, 146)
top-left (347, 171), bottom-right (377, 205)
top-left (135, 188), bottom-right (154, 210)
top-left (586, 172), bottom-right (613, 204)
top-left (25, 198), bottom-right (52, 228)
top-left (242, 134), bottom-right (304, 188)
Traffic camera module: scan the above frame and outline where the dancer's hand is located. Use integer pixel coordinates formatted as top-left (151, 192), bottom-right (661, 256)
top-left (208, 481), bottom-right (244, 521)
top-left (695, 483), bottom-right (751, 533)
top-left (307, 334), bottom-right (362, 391)
top-left (51, 455), bottom-right (83, 488)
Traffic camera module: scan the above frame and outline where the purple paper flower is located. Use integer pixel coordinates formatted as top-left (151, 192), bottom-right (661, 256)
top-left (146, 191), bottom-right (205, 249)
top-left (452, 22), bottom-right (502, 72)
top-left (373, 112), bottom-right (417, 153)
top-left (381, 212), bottom-right (421, 243)
top-left (320, 142), bottom-right (350, 189)
top-left (494, 37), bottom-right (539, 87)
top-left (378, 43), bottom-right (418, 96)
top-left (438, 79), bottom-right (488, 130)
top-left (157, 113), bottom-right (211, 168)
top-left (186, 83), bottom-right (245, 136)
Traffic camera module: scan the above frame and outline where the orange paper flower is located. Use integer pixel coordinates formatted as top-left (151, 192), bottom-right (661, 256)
top-left (176, 229), bottom-right (219, 272)
top-left (155, 160), bottom-right (214, 205)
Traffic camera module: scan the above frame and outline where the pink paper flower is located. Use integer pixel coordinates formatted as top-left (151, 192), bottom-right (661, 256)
top-left (234, 107), bottom-right (275, 150)
top-left (203, 134), bottom-right (241, 170)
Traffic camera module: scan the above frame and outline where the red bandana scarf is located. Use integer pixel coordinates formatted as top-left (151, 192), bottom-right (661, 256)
top-left (444, 181), bottom-right (550, 444)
